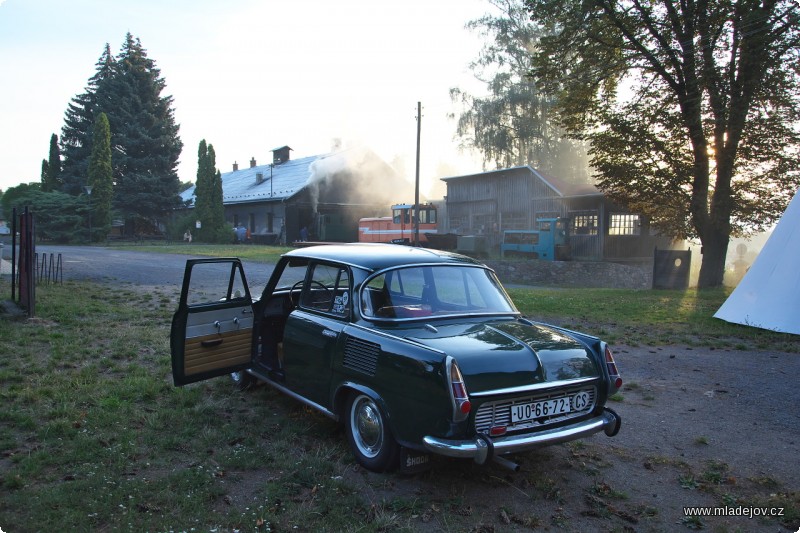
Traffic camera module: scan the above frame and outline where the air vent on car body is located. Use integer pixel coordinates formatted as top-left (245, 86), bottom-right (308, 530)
top-left (343, 337), bottom-right (380, 376)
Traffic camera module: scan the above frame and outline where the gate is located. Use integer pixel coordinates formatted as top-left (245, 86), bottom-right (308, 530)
top-left (652, 248), bottom-right (691, 289)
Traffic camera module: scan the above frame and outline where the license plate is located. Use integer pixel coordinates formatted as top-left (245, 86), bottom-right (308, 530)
top-left (511, 391), bottom-right (589, 423)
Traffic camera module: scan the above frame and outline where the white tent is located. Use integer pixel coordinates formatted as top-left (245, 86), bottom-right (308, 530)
top-left (714, 188), bottom-right (800, 335)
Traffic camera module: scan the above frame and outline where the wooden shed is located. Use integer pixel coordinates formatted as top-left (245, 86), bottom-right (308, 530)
top-left (441, 166), bottom-right (675, 261)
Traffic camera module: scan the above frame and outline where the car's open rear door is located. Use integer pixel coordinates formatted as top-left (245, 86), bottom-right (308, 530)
top-left (170, 258), bottom-right (255, 386)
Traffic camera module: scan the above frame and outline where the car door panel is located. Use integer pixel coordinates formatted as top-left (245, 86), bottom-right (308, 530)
top-left (171, 259), bottom-right (255, 386)
top-left (282, 310), bottom-right (344, 405)
top-left (182, 307), bottom-right (254, 377)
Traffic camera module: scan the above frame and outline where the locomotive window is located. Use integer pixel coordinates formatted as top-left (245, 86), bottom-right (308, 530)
top-left (418, 208), bottom-right (437, 224)
top-left (393, 209), bottom-right (410, 224)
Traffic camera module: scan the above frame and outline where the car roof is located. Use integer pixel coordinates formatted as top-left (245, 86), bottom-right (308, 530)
top-left (283, 243), bottom-right (485, 272)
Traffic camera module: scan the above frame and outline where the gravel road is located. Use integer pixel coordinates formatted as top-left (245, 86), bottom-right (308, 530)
top-left (28, 244), bottom-right (277, 296)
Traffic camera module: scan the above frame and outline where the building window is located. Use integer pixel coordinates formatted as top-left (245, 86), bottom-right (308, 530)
top-left (609, 214), bottom-right (641, 236)
top-left (449, 215), bottom-right (468, 234)
top-left (572, 214), bottom-right (598, 236)
top-left (267, 213), bottom-right (274, 233)
top-left (501, 212), bottom-right (527, 230)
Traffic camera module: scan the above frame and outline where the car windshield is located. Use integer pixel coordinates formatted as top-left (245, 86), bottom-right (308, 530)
top-left (360, 265), bottom-right (517, 320)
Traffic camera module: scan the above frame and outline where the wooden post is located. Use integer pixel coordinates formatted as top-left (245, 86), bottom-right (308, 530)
top-left (414, 102), bottom-right (422, 247)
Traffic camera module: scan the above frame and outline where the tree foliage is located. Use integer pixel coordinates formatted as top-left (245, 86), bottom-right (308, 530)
top-left (40, 133), bottom-right (62, 193)
top-left (1, 183), bottom-right (41, 217)
top-left (451, 0), bottom-right (589, 181)
top-left (526, 0), bottom-right (800, 287)
top-left (88, 113), bottom-right (113, 241)
top-left (109, 34), bottom-right (183, 225)
top-left (1, 185), bottom-right (87, 243)
top-left (60, 44), bottom-right (115, 196)
top-left (10, 189), bottom-right (87, 243)
top-left (59, 35), bottom-right (182, 230)
top-left (193, 140), bottom-right (227, 242)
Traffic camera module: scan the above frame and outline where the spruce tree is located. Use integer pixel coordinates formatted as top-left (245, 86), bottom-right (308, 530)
top-left (111, 33), bottom-right (182, 228)
top-left (60, 44), bottom-right (115, 196)
top-left (58, 34), bottom-right (182, 231)
top-left (87, 113), bottom-right (113, 241)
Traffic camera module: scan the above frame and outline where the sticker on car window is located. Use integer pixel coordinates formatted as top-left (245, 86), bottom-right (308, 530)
top-left (333, 291), bottom-right (349, 314)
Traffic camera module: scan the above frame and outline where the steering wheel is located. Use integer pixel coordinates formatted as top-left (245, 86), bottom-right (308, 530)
top-left (289, 280), bottom-right (332, 308)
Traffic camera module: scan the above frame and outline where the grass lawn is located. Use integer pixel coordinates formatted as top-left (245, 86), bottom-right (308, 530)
top-left (108, 242), bottom-right (294, 263)
top-left (0, 281), bottom-right (373, 532)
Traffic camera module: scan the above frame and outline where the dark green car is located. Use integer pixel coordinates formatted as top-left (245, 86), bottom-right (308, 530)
top-left (170, 243), bottom-right (622, 473)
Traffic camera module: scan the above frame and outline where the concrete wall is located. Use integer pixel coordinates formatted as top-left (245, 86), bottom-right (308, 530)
top-left (485, 259), bottom-right (652, 289)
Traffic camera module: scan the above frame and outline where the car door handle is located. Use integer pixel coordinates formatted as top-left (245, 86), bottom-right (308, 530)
top-left (201, 338), bottom-right (224, 348)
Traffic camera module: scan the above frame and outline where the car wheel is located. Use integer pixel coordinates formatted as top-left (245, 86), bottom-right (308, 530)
top-left (230, 370), bottom-right (256, 391)
top-left (345, 393), bottom-right (399, 472)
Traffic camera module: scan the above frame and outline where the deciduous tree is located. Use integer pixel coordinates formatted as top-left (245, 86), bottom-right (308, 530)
top-left (451, 0), bottom-right (589, 181)
top-left (526, 0), bottom-right (800, 287)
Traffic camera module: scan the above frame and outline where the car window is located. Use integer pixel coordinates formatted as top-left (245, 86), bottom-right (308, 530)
top-left (300, 263), bottom-right (351, 317)
top-left (185, 261), bottom-right (249, 307)
top-left (272, 258), bottom-right (310, 291)
top-left (361, 265), bottom-right (516, 320)
top-left (386, 267), bottom-right (424, 299)
top-left (430, 266), bottom-right (489, 308)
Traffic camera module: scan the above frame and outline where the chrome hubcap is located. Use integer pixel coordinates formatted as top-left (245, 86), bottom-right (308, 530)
top-left (353, 397), bottom-right (383, 458)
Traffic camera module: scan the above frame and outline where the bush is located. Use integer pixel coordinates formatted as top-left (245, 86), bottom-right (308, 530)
top-left (5, 189), bottom-right (89, 243)
top-left (166, 212), bottom-right (233, 244)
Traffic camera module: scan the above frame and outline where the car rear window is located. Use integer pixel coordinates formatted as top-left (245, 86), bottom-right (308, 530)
top-left (361, 265), bottom-right (517, 320)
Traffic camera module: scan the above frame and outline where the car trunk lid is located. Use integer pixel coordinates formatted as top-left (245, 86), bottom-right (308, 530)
top-left (402, 320), bottom-right (599, 393)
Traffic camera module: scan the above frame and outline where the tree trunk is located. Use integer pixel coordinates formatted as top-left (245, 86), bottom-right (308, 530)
top-left (697, 229), bottom-right (729, 288)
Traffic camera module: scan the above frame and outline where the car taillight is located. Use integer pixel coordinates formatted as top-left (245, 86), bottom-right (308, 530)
top-left (447, 356), bottom-right (471, 422)
top-left (605, 345), bottom-right (623, 391)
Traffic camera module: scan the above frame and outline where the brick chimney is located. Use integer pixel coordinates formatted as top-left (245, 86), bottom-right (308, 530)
top-left (271, 146), bottom-right (292, 165)
top-left (250, 157), bottom-right (257, 168)
top-left (233, 161), bottom-right (239, 171)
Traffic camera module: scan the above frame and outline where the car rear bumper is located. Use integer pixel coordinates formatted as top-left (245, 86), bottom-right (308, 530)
top-left (422, 408), bottom-right (621, 465)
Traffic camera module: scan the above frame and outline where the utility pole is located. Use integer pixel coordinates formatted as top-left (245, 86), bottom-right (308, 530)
top-left (414, 101), bottom-right (422, 247)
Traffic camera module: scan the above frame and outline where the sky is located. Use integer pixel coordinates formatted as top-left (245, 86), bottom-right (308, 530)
top-left (0, 0), bottom-right (493, 198)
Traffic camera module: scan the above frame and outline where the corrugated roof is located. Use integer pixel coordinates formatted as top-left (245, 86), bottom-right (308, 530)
top-left (440, 165), bottom-right (601, 198)
top-left (181, 152), bottom-right (322, 207)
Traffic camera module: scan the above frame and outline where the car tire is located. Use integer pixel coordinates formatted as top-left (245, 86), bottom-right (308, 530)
top-left (345, 393), bottom-right (400, 472)
top-left (230, 370), bottom-right (256, 391)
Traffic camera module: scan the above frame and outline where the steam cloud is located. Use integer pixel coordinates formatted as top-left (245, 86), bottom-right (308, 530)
top-left (306, 145), bottom-right (417, 213)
